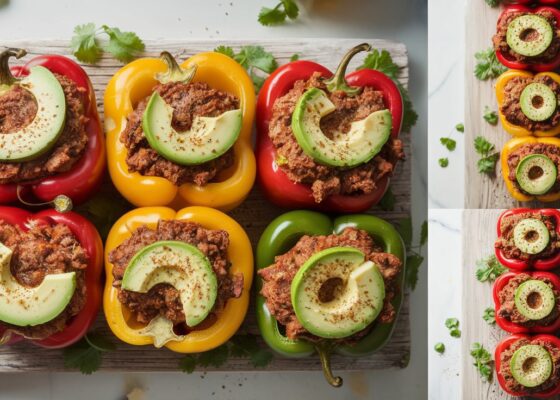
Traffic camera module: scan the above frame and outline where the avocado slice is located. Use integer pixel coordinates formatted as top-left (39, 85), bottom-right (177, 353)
top-left (510, 344), bottom-right (552, 388)
top-left (515, 279), bottom-right (556, 320)
top-left (516, 154), bottom-right (557, 195)
top-left (142, 92), bottom-right (242, 166)
top-left (122, 240), bottom-right (217, 327)
top-left (520, 83), bottom-right (557, 122)
top-left (290, 246), bottom-right (385, 339)
top-left (507, 14), bottom-right (553, 57)
top-left (0, 66), bottom-right (66, 162)
top-left (513, 218), bottom-right (550, 255)
top-left (291, 88), bottom-right (392, 168)
top-left (0, 242), bottom-right (76, 327)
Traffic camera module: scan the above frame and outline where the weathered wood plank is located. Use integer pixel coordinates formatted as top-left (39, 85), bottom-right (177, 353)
top-left (0, 39), bottom-right (410, 372)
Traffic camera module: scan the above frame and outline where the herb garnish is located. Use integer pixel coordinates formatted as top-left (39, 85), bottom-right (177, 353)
top-left (475, 254), bottom-right (507, 283)
top-left (440, 137), bottom-right (457, 151)
top-left (474, 47), bottom-right (507, 80)
top-left (258, 0), bottom-right (300, 26)
top-left (63, 332), bottom-right (116, 374)
top-left (434, 342), bottom-right (445, 354)
top-left (445, 318), bottom-right (461, 338)
top-left (483, 307), bottom-right (496, 325)
top-left (438, 158), bottom-right (449, 168)
top-left (474, 136), bottom-right (500, 174)
top-left (471, 342), bottom-right (493, 382)
top-left (483, 106), bottom-right (498, 125)
top-left (396, 218), bottom-right (427, 291)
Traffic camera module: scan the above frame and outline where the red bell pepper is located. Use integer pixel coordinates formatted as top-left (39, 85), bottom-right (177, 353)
top-left (493, 271), bottom-right (560, 333)
top-left (0, 206), bottom-right (103, 349)
top-left (256, 43), bottom-right (403, 213)
top-left (0, 48), bottom-right (105, 206)
top-left (495, 208), bottom-right (560, 271)
top-left (505, 1), bottom-right (560, 4)
top-left (495, 6), bottom-right (560, 71)
top-left (495, 334), bottom-right (560, 397)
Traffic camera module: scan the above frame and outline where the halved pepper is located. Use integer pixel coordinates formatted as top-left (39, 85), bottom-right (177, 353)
top-left (103, 206), bottom-right (253, 353)
top-left (0, 48), bottom-right (105, 206)
top-left (495, 6), bottom-right (560, 71)
top-left (500, 136), bottom-right (560, 202)
top-left (495, 70), bottom-right (560, 137)
top-left (493, 271), bottom-right (560, 333)
top-left (255, 210), bottom-right (405, 386)
top-left (495, 208), bottom-right (560, 270)
top-left (0, 206), bottom-right (103, 348)
top-left (495, 334), bottom-right (560, 397)
top-left (104, 51), bottom-right (256, 211)
top-left (256, 44), bottom-right (403, 213)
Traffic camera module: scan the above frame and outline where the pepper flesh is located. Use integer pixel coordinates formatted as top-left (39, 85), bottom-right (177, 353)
top-left (103, 206), bottom-right (253, 353)
top-left (255, 210), bottom-right (405, 386)
top-left (0, 206), bottom-right (103, 349)
top-left (104, 52), bottom-right (256, 211)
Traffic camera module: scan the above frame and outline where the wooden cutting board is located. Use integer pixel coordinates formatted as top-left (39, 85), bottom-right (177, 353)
top-left (464, 2), bottom-right (560, 209)
top-left (0, 39), bottom-right (411, 372)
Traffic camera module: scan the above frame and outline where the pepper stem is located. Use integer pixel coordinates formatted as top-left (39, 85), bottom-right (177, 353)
top-left (316, 342), bottom-right (343, 387)
top-left (324, 43), bottom-right (371, 97)
top-left (16, 186), bottom-right (73, 213)
top-left (0, 48), bottom-right (26, 93)
top-left (156, 51), bottom-right (197, 85)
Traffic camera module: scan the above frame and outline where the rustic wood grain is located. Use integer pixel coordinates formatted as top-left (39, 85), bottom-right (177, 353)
top-left (0, 39), bottom-right (410, 372)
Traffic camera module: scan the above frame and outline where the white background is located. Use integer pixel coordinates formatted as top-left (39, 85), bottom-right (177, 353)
top-left (0, 0), bottom-right (428, 399)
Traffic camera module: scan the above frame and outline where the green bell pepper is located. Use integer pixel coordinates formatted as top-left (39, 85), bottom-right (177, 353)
top-left (256, 210), bottom-right (406, 387)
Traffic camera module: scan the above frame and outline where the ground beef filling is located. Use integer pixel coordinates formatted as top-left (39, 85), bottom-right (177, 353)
top-left (258, 227), bottom-right (402, 343)
top-left (497, 273), bottom-right (560, 327)
top-left (493, 10), bottom-right (560, 64)
top-left (0, 74), bottom-right (88, 184)
top-left (501, 75), bottom-right (560, 131)
top-left (499, 338), bottom-right (560, 394)
top-left (108, 220), bottom-right (243, 327)
top-left (0, 221), bottom-right (88, 340)
top-left (507, 143), bottom-right (560, 195)
top-left (495, 212), bottom-right (560, 262)
top-left (268, 72), bottom-right (405, 203)
top-left (121, 81), bottom-right (239, 186)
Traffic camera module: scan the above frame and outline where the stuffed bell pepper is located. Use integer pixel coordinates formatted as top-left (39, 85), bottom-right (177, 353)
top-left (104, 206), bottom-right (253, 352)
top-left (493, 6), bottom-right (560, 71)
top-left (495, 208), bottom-right (560, 270)
top-left (500, 137), bottom-right (560, 202)
top-left (0, 48), bottom-right (105, 206)
top-left (104, 51), bottom-right (256, 211)
top-left (256, 43), bottom-right (404, 212)
top-left (496, 334), bottom-right (560, 397)
top-left (0, 206), bottom-right (103, 348)
top-left (256, 210), bottom-right (405, 386)
top-left (496, 70), bottom-right (560, 137)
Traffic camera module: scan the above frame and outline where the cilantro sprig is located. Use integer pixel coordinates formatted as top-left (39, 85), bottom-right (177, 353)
top-left (483, 106), bottom-right (498, 126)
top-left (484, 0), bottom-right (501, 7)
top-left (258, 0), bottom-right (300, 26)
top-left (471, 342), bottom-right (493, 382)
top-left (396, 218), bottom-right (427, 291)
top-left (70, 23), bottom-right (144, 64)
top-left (483, 307), bottom-right (496, 325)
top-left (445, 318), bottom-right (461, 338)
top-left (474, 47), bottom-right (507, 81)
top-left (475, 254), bottom-right (507, 283)
top-left (474, 136), bottom-right (500, 174)
top-left (63, 332), bottom-right (116, 374)
top-left (438, 122), bottom-right (463, 168)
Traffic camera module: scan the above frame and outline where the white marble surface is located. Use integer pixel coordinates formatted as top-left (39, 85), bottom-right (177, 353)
top-left (427, 210), bottom-right (462, 400)
top-left (0, 0), bottom-right (428, 399)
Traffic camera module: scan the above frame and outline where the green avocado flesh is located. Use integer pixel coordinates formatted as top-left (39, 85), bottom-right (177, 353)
top-left (510, 344), bottom-right (552, 388)
top-left (142, 92), bottom-right (242, 166)
top-left (290, 246), bottom-right (385, 339)
top-left (516, 154), bottom-right (557, 195)
top-left (122, 240), bottom-right (217, 327)
top-left (515, 279), bottom-right (556, 320)
top-left (291, 88), bottom-right (392, 168)
top-left (513, 218), bottom-right (550, 255)
top-left (520, 83), bottom-right (557, 122)
top-left (507, 14), bottom-right (553, 57)
top-left (0, 66), bottom-right (66, 162)
top-left (0, 242), bottom-right (76, 327)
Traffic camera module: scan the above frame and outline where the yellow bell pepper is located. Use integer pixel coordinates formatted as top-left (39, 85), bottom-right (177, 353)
top-left (495, 70), bottom-right (560, 137)
top-left (103, 206), bottom-right (253, 353)
top-left (104, 51), bottom-right (256, 211)
top-left (501, 136), bottom-right (560, 202)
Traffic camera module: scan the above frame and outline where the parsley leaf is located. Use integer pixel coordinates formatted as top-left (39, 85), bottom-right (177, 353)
top-left (434, 342), bottom-right (445, 354)
top-left (475, 254), bottom-right (507, 283)
top-left (474, 47), bottom-right (507, 80)
top-left (63, 332), bottom-right (115, 374)
top-left (471, 342), bottom-right (493, 382)
top-left (473, 136), bottom-right (499, 174)
top-left (258, 0), bottom-right (299, 26)
top-left (379, 186), bottom-right (396, 211)
top-left (483, 106), bottom-right (498, 125)
top-left (70, 23), bottom-right (101, 64)
top-left (485, 0), bottom-right (500, 7)
top-left (483, 307), bottom-right (496, 325)
top-left (440, 137), bottom-right (457, 151)
top-left (455, 123), bottom-right (464, 133)
top-left (439, 157), bottom-right (449, 168)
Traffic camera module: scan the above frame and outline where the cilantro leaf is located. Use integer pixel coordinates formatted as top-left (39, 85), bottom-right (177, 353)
top-left (455, 123), bottom-right (464, 133)
top-left (63, 333), bottom-right (114, 374)
top-left (70, 23), bottom-right (102, 64)
top-left (474, 136), bottom-right (495, 155)
top-left (406, 253), bottom-right (423, 291)
top-left (101, 25), bottom-right (145, 63)
top-left (483, 307), bottom-right (496, 325)
top-left (214, 45), bottom-right (235, 58)
top-left (379, 186), bottom-right (396, 211)
top-left (434, 342), bottom-right (445, 354)
top-left (440, 137), bottom-right (457, 151)
top-left (258, 1), bottom-right (299, 26)
top-left (396, 217), bottom-right (413, 248)
top-left (196, 345), bottom-right (229, 368)
top-left (438, 158), bottom-right (449, 168)
top-left (475, 254), bottom-right (507, 283)
top-left (290, 53), bottom-right (300, 62)
top-left (282, 0), bottom-right (299, 19)
top-left (473, 136), bottom-right (499, 174)
top-left (474, 47), bottom-right (507, 80)
top-left (483, 106), bottom-right (498, 125)
top-left (471, 342), bottom-right (493, 382)
top-left (445, 318), bottom-right (459, 330)
top-left (179, 355), bottom-right (197, 374)
top-left (485, 0), bottom-right (500, 6)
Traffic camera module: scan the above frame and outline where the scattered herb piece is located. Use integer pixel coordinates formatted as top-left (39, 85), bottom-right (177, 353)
top-left (455, 123), bottom-right (464, 133)
top-left (474, 47), bottom-right (507, 80)
top-left (474, 136), bottom-right (500, 174)
top-left (63, 332), bottom-right (116, 374)
top-left (476, 254), bottom-right (507, 283)
top-left (483, 106), bottom-right (498, 125)
top-left (396, 218), bottom-right (427, 290)
top-left (445, 318), bottom-right (461, 338)
top-left (471, 342), bottom-right (493, 382)
top-left (440, 137), bottom-right (457, 151)
top-left (439, 158), bottom-right (449, 168)
top-left (258, 0), bottom-right (300, 26)
top-left (450, 329), bottom-right (461, 338)
top-left (379, 186), bottom-right (396, 211)
top-left (485, 0), bottom-right (501, 7)
top-left (290, 53), bottom-right (300, 62)
top-left (434, 342), bottom-right (445, 354)
top-left (483, 307), bottom-right (496, 325)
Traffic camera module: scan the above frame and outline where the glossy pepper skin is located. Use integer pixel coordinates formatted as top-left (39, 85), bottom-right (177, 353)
top-left (506, 1), bottom-right (560, 4)
top-left (493, 271), bottom-right (560, 333)
top-left (495, 208), bottom-right (560, 270)
top-left (495, 70), bottom-right (560, 137)
top-left (0, 49), bottom-right (105, 206)
top-left (256, 44), bottom-right (403, 213)
top-left (256, 210), bottom-right (405, 386)
top-left (103, 206), bottom-right (253, 353)
top-left (500, 137), bottom-right (560, 202)
top-left (495, 6), bottom-right (560, 71)
top-left (495, 334), bottom-right (560, 397)
top-left (0, 206), bottom-right (103, 349)
top-left (104, 52), bottom-right (256, 211)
